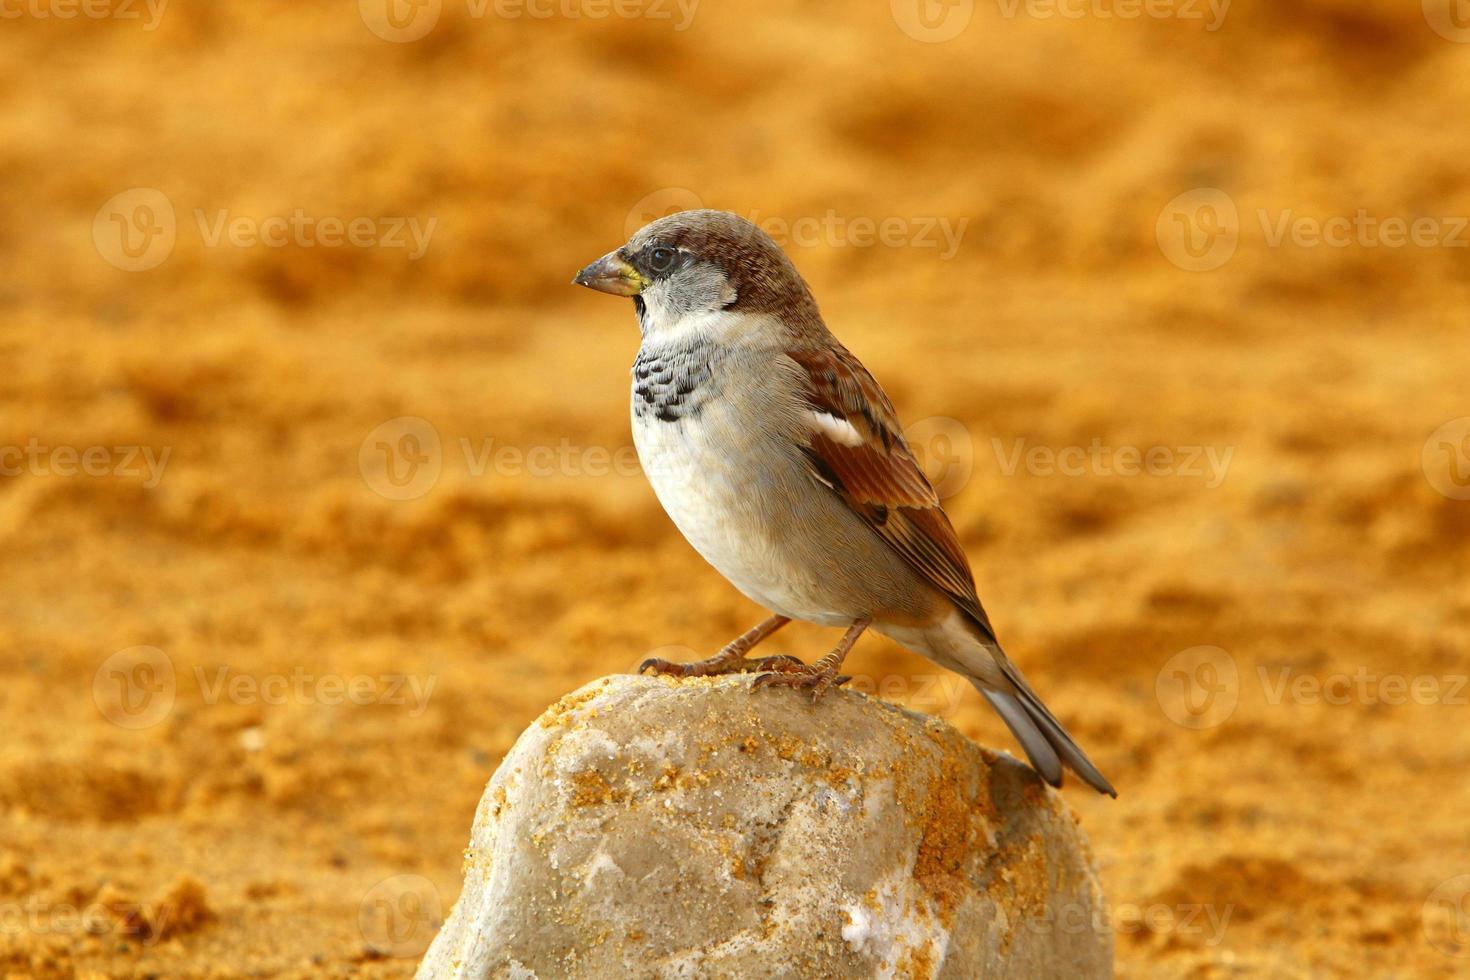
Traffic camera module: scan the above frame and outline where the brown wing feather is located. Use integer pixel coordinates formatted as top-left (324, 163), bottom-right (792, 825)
top-left (787, 346), bottom-right (997, 641)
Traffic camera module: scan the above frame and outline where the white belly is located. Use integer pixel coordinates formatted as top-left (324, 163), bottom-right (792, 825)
top-left (632, 405), bottom-right (852, 625)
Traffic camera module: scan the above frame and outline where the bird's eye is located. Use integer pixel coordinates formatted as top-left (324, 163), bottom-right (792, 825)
top-left (648, 246), bottom-right (677, 273)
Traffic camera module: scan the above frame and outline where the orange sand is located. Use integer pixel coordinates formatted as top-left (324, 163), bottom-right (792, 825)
top-left (2, 1), bottom-right (1469, 976)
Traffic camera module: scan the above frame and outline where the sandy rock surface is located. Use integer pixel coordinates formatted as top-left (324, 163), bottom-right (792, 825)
top-left (417, 674), bottom-right (1110, 979)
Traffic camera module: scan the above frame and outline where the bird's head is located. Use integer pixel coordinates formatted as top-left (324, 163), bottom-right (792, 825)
top-left (573, 209), bottom-right (820, 341)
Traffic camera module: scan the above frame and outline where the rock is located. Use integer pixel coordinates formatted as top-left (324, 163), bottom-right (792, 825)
top-left (417, 674), bottom-right (1111, 980)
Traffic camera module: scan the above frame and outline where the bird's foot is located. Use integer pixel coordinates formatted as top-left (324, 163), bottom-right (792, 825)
top-left (752, 661), bottom-right (852, 703)
top-left (639, 650), bottom-right (807, 679)
top-left (752, 619), bottom-right (867, 703)
top-left (639, 615), bottom-right (794, 679)
top-left (744, 654), bottom-right (811, 674)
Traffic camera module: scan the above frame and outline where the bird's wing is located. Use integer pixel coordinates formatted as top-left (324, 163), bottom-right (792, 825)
top-left (786, 344), bottom-right (997, 642)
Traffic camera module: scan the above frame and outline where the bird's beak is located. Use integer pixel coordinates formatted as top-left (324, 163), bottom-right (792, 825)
top-left (572, 251), bottom-right (648, 297)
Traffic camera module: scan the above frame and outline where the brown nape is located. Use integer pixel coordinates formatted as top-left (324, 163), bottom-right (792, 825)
top-left (638, 209), bottom-right (825, 324)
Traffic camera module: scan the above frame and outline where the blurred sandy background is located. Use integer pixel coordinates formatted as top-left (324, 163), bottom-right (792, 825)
top-left (3, 0), bottom-right (1470, 976)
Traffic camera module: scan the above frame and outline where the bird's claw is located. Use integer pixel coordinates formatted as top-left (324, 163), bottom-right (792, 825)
top-left (639, 652), bottom-right (807, 678)
top-left (637, 657), bottom-right (678, 676)
top-left (741, 654), bottom-right (807, 673)
top-left (752, 666), bottom-right (851, 703)
top-left (638, 655), bottom-right (732, 678)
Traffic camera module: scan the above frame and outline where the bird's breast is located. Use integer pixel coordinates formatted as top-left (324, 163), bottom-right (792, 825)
top-left (630, 354), bottom-right (777, 557)
top-left (628, 344), bottom-right (851, 623)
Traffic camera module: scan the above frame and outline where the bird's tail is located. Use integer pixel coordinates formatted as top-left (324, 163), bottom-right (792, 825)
top-left (977, 653), bottom-right (1116, 797)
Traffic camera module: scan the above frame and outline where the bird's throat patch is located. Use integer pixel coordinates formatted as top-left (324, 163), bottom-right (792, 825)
top-left (632, 346), bottom-right (713, 424)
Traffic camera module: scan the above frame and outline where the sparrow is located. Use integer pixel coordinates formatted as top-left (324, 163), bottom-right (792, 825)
top-left (573, 209), bottom-right (1115, 796)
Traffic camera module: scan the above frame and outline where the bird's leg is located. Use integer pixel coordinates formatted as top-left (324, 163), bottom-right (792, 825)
top-left (639, 615), bottom-right (796, 678)
top-left (753, 618), bottom-right (870, 702)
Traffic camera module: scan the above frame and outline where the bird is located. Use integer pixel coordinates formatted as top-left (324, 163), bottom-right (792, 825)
top-left (572, 209), bottom-right (1115, 796)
